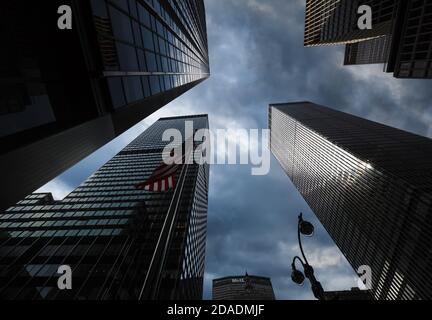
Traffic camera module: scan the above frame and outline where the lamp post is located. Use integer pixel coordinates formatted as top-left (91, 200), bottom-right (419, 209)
top-left (291, 213), bottom-right (325, 300)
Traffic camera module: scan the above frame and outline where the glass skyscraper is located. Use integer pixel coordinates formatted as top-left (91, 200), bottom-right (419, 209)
top-left (0, 0), bottom-right (210, 213)
top-left (0, 114), bottom-right (210, 300)
top-left (269, 102), bottom-right (432, 300)
top-left (304, 0), bottom-right (432, 78)
top-left (304, 0), bottom-right (396, 47)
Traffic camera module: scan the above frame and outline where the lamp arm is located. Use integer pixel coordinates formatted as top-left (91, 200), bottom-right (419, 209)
top-left (297, 213), bottom-right (309, 265)
top-left (292, 255), bottom-right (305, 269)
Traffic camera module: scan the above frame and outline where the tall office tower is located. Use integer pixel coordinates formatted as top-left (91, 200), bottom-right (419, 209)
top-left (212, 273), bottom-right (276, 300)
top-left (0, 114), bottom-right (210, 300)
top-left (304, 0), bottom-right (395, 46)
top-left (304, 0), bottom-right (432, 78)
top-left (0, 0), bottom-right (210, 212)
top-left (344, 36), bottom-right (391, 65)
top-left (269, 102), bottom-right (432, 300)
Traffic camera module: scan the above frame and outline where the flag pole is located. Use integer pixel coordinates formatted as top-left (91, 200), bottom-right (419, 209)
top-left (138, 142), bottom-right (193, 300)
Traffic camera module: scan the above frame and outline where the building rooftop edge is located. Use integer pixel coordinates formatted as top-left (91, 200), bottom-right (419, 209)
top-left (269, 101), bottom-right (313, 107)
top-left (159, 114), bottom-right (209, 121)
top-left (213, 275), bottom-right (272, 282)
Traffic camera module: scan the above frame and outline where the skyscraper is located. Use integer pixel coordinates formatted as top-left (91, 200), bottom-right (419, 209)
top-left (212, 273), bottom-right (276, 300)
top-left (269, 102), bottom-right (432, 300)
top-left (304, 0), bottom-right (395, 47)
top-left (304, 0), bottom-right (432, 78)
top-left (0, 114), bottom-right (210, 300)
top-left (0, 0), bottom-right (210, 212)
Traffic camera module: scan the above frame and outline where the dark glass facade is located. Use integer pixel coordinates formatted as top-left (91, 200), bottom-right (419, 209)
top-left (269, 102), bottom-right (432, 300)
top-left (93, 0), bottom-right (209, 108)
top-left (0, 114), bottom-right (210, 300)
top-left (212, 274), bottom-right (276, 300)
top-left (344, 36), bottom-right (390, 65)
top-left (304, 0), bottom-right (395, 46)
top-left (0, 0), bottom-right (209, 212)
top-left (394, 0), bottom-right (432, 78)
top-left (304, 0), bottom-right (432, 78)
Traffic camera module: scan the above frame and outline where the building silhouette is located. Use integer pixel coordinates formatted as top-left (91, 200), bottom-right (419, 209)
top-left (0, 0), bottom-right (210, 212)
top-left (323, 288), bottom-right (372, 300)
top-left (212, 273), bottom-right (276, 300)
top-left (269, 101), bottom-right (432, 299)
top-left (0, 114), bottom-right (210, 300)
top-left (304, 0), bottom-right (432, 78)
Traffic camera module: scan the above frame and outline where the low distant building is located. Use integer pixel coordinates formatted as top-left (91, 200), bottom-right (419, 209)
top-left (212, 273), bottom-right (276, 300)
top-left (324, 288), bottom-right (373, 300)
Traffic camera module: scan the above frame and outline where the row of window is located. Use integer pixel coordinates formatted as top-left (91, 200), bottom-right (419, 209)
top-left (81, 181), bottom-right (147, 187)
top-left (6, 228), bottom-right (123, 239)
top-left (113, 39), bottom-right (204, 74)
top-left (0, 210), bottom-right (134, 221)
top-left (24, 194), bottom-right (50, 200)
top-left (96, 0), bottom-right (207, 72)
top-left (85, 175), bottom-right (153, 183)
top-left (17, 199), bottom-right (44, 205)
top-left (0, 218), bottom-right (129, 229)
top-left (107, 74), bottom-right (203, 108)
top-left (5, 202), bottom-right (137, 212)
top-left (67, 190), bottom-right (160, 198)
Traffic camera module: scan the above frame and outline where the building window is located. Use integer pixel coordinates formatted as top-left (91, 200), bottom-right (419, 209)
top-left (123, 77), bottom-right (144, 103)
top-left (116, 42), bottom-right (139, 71)
top-left (109, 5), bottom-right (134, 43)
top-left (107, 77), bottom-right (125, 108)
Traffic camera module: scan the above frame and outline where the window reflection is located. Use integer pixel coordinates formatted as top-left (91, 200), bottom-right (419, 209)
top-left (141, 27), bottom-right (155, 51)
top-left (145, 51), bottom-right (158, 72)
top-left (107, 77), bottom-right (125, 108)
top-left (116, 42), bottom-right (138, 70)
top-left (109, 6), bottom-right (133, 43)
top-left (141, 76), bottom-right (151, 97)
top-left (149, 76), bottom-right (161, 95)
top-left (123, 77), bottom-right (143, 103)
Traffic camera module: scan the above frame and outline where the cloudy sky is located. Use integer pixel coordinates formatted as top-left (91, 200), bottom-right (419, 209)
top-left (38, 0), bottom-right (432, 299)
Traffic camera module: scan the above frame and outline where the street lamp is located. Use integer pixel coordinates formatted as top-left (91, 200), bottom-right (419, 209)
top-left (291, 213), bottom-right (325, 300)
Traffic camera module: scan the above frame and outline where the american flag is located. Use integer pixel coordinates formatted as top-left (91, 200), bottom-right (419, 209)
top-left (135, 139), bottom-right (193, 192)
top-left (135, 160), bottom-right (180, 192)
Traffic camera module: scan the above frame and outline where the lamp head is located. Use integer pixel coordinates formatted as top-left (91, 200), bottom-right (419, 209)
top-left (291, 268), bottom-right (305, 286)
top-left (299, 219), bottom-right (314, 236)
